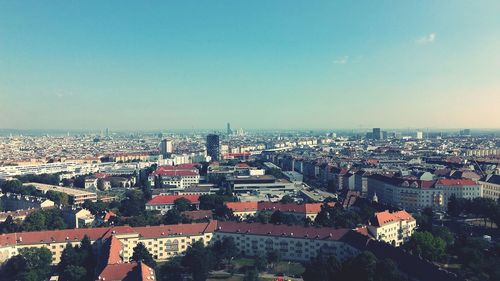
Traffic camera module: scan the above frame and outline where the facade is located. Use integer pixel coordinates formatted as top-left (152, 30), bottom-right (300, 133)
top-left (25, 183), bottom-right (97, 206)
top-left (479, 174), bottom-right (500, 200)
top-left (153, 165), bottom-right (200, 189)
top-left (160, 139), bottom-right (173, 158)
top-left (206, 134), bottom-right (220, 161)
top-left (367, 175), bottom-right (480, 211)
top-left (0, 221), bottom-right (361, 266)
top-left (372, 128), bottom-right (382, 140)
top-left (367, 210), bottom-right (416, 247)
top-left (226, 201), bottom-right (334, 221)
top-left (145, 195), bottom-right (200, 214)
top-left (214, 222), bottom-right (359, 262)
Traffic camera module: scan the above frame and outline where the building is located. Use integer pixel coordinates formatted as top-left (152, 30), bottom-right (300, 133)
top-left (206, 134), bottom-right (220, 161)
top-left (367, 210), bottom-right (416, 247)
top-left (97, 235), bottom-right (156, 281)
top-left (227, 175), bottom-right (296, 194)
top-left (227, 123), bottom-right (232, 135)
top-left (160, 139), bottom-right (173, 158)
top-left (214, 221), bottom-right (359, 262)
top-left (479, 174), bottom-right (500, 200)
top-left (63, 209), bottom-right (95, 228)
top-left (367, 175), bottom-right (481, 211)
top-left (145, 195), bottom-right (200, 214)
top-left (416, 131), bottom-right (423, 139)
top-left (152, 165), bottom-right (200, 189)
top-left (372, 128), bottom-right (382, 140)
top-left (25, 183), bottom-right (97, 206)
top-left (225, 201), bottom-right (334, 221)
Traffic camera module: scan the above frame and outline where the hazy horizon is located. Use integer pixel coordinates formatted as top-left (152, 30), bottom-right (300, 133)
top-left (1, 1), bottom-right (499, 130)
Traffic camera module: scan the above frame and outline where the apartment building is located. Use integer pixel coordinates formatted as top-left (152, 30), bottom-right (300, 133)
top-left (367, 210), bottom-right (416, 247)
top-left (153, 165), bottom-right (200, 189)
top-left (0, 220), bottom-right (366, 266)
top-left (225, 201), bottom-right (334, 221)
top-left (214, 221), bottom-right (359, 262)
top-left (367, 175), bottom-right (480, 211)
top-left (479, 174), bottom-right (500, 200)
top-left (145, 195), bottom-right (200, 214)
top-left (25, 183), bottom-right (97, 206)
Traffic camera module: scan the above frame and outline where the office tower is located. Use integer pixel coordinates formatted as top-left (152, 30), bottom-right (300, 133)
top-left (206, 134), bottom-right (220, 161)
top-left (416, 131), bottom-right (423, 139)
top-left (372, 128), bottom-right (382, 140)
top-left (160, 139), bottom-right (173, 158)
top-left (382, 131), bottom-right (387, 140)
top-left (227, 123), bottom-right (232, 135)
top-left (460, 129), bottom-right (471, 136)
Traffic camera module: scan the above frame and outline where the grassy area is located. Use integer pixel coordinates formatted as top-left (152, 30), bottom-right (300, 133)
top-left (269, 261), bottom-right (305, 276)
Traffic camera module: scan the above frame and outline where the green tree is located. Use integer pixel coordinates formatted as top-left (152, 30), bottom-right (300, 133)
top-left (254, 252), bottom-right (267, 271)
top-left (374, 259), bottom-right (407, 281)
top-left (243, 269), bottom-right (260, 281)
top-left (303, 253), bottom-right (341, 281)
top-left (120, 190), bottom-right (145, 216)
top-left (59, 265), bottom-right (87, 281)
top-left (132, 242), bottom-right (157, 268)
top-left (212, 238), bottom-right (238, 269)
top-left (340, 251), bottom-right (377, 281)
top-left (182, 241), bottom-right (214, 281)
top-left (404, 231), bottom-right (446, 261)
top-left (174, 198), bottom-right (192, 212)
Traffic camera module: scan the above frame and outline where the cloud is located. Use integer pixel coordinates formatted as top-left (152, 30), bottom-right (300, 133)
top-left (333, 56), bottom-right (349, 64)
top-left (415, 33), bottom-right (437, 45)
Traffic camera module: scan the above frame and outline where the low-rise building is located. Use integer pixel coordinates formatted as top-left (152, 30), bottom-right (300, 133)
top-left (225, 201), bottom-right (334, 221)
top-left (145, 195), bottom-right (200, 214)
top-left (367, 210), bottom-right (416, 247)
top-left (479, 174), bottom-right (500, 200)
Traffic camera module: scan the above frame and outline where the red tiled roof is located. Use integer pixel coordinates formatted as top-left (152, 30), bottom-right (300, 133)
top-left (436, 179), bottom-right (477, 186)
top-left (153, 164), bottom-right (199, 176)
top-left (15, 226), bottom-right (135, 245)
top-left (225, 201), bottom-right (259, 212)
top-left (104, 210), bottom-right (117, 221)
top-left (217, 221), bottom-right (351, 241)
top-left (98, 262), bottom-right (137, 281)
top-left (372, 210), bottom-right (414, 227)
top-left (181, 210), bottom-right (213, 220)
top-left (225, 201), bottom-right (333, 214)
top-left (146, 195), bottom-right (200, 205)
top-left (0, 233), bottom-right (17, 247)
top-left (134, 221), bottom-right (218, 239)
top-left (106, 235), bottom-right (123, 265)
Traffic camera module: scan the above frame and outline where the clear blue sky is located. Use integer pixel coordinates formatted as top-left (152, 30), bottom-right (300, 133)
top-left (1, 1), bottom-right (499, 130)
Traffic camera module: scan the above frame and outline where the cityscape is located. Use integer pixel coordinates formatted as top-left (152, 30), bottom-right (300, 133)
top-left (1, 1), bottom-right (500, 281)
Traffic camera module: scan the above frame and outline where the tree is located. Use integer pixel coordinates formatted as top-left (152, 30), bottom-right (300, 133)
top-left (182, 241), bottom-right (214, 281)
top-left (404, 231), bottom-right (446, 261)
top-left (0, 215), bottom-right (20, 233)
top-left (174, 198), bottom-right (192, 212)
top-left (341, 251), bottom-right (377, 281)
top-left (158, 256), bottom-right (185, 281)
top-left (243, 269), bottom-right (260, 281)
top-left (162, 209), bottom-right (191, 225)
top-left (212, 238), bottom-right (238, 269)
top-left (199, 194), bottom-right (235, 210)
top-left (280, 195), bottom-right (294, 204)
top-left (8, 247), bottom-right (53, 281)
top-left (374, 259), bottom-right (407, 281)
top-left (120, 190), bottom-right (145, 216)
top-left (303, 253), bottom-right (341, 281)
top-left (254, 252), bottom-right (267, 271)
top-left (266, 249), bottom-right (281, 268)
top-left (132, 242), bottom-right (157, 268)
top-left (59, 265), bottom-right (87, 281)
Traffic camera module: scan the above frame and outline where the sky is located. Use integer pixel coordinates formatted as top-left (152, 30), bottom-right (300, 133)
top-left (0, 1), bottom-right (499, 131)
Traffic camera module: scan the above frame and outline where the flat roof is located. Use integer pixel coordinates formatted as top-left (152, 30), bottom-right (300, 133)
top-left (24, 183), bottom-right (97, 197)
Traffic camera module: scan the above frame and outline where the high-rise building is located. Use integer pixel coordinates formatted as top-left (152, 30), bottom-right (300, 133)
top-left (372, 128), bottom-right (382, 140)
top-left (227, 123), bottom-right (232, 135)
top-left (206, 134), bottom-right (220, 161)
top-left (416, 131), bottom-right (423, 139)
top-left (160, 139), bottom-right (173, 158)
top-left (460, 129), bottom-right (471, 136)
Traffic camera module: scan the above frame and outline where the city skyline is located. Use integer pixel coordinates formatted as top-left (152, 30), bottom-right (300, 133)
top-left (1, 1), bottom-right (500, 130)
